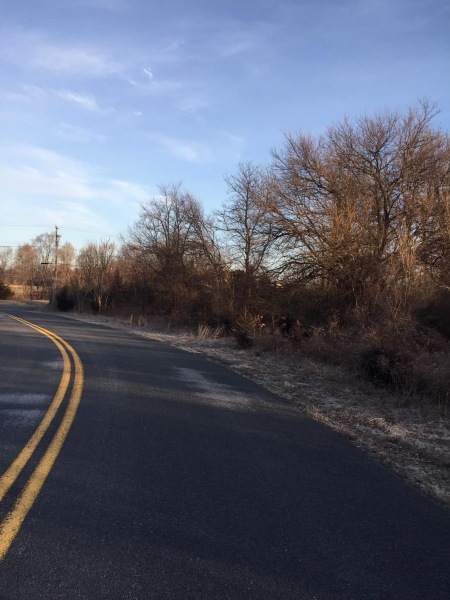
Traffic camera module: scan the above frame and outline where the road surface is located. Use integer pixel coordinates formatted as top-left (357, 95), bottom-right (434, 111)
top-left (0, 304), bottom-right (449, 599)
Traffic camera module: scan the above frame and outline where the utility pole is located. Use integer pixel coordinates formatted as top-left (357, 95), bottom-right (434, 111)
top-left (51, 225), bottom-right (60, 308)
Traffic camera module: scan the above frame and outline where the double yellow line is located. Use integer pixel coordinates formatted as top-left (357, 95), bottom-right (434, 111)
top-left (0, 315), bottom-right (84, 560)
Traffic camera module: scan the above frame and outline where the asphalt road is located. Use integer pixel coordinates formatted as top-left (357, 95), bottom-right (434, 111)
top-left (0, 304), bottom-right (449, 600)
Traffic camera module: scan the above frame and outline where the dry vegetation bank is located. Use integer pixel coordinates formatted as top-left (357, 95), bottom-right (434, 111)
top-left (60, 311), bottom-right (450, 509)
top-left (3, 101), bottom-right (449, 505)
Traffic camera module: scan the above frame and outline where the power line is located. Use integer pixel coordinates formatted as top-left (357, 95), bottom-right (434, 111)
top-left (1, 223), bottom-right (121, 236)
top-left (0, 224), bottom-right (58, 229)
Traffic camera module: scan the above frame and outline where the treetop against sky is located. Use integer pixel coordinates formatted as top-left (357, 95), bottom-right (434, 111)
top-left (0, 0), bottom-right (448, 249)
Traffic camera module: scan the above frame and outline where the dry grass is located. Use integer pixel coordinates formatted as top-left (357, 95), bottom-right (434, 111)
top-left (197, 324), bottom-right (224, 340)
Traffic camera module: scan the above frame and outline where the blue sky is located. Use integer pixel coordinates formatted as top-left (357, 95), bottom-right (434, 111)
top-left (1, 0), bottom-right (449, 250)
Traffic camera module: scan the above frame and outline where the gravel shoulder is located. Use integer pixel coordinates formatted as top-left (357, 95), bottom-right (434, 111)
top-left (50, 310), bottom-right (450, 508)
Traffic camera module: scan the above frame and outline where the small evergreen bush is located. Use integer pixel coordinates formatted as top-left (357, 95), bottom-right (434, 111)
top-left (0, 282), bottom-right (14, 300)
top-left (56, 286), bottom-right (76, 312)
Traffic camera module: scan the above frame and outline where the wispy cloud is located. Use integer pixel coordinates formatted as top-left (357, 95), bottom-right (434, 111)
top-left (0, 83), bottom-right (111, 114)
top-left (151, 135), bottom-right (205, 163)
top-left (0, 30), bottom-right (122, 76)
top-left (0, 143), bottom-right (150, 215)
top-left (150, 131), bottom-right (244, 164)
top-left (128, 68), bottom-right (181, 95)
top-left (33, 43), bottom-right (121, 75)
top-left (108, 180), bottom-right (151, 204)
top-left (46, 0), bottom-right (129, 9)
top-left (216, 34), bottom-right (256, 58)
top-left (55, 90), bottom-right (103, 112)
top-left (0, 143), bottom-right (152, 246)
top-left (128, 67), bottom-right (208, 113)
top-left (57, 123), bottom-right (107, 143)
top-left (175, 91), bottom-right (209, 114)
top-left (0, 84), bottom-right (47, 104)
top-left (9, 145), bottom-right (88, 179)
top-left (143, 67), bottom-right (154, 80)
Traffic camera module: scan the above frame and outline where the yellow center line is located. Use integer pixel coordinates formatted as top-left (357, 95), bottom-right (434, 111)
top-left (0, 320), bottom-right (71, 502)
top-left (0, 315), bottom-right (84, 561)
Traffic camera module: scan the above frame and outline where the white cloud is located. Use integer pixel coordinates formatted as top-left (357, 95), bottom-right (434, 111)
top-left (1, 164), bottom-right (92, 200)
top-left (55, 90), bottom-right (99, 112)
top-left (49, 200), bottom-right (100, 219)
top-left (143, 67), bottom-right (154, 80)
top-left (1, 84), bottom-right (112, 114)
top-left (33, 43), bottom-right (121, 75)
top-left (152, 135), bottom-right (202, 162)
top-left (151, 130), bottom-right (245, 164)
top-left (0, 144), bottom-right (151, 246)
top-left (9, 145), bottom-right (89, 178)
top-left (55, 90), bottom-right (102, 111)
top-left (128, 67), bottom-right (208, 114)
top-left (128, 70), bottom-right (182, 96)
top-left (0, 84), bottom-right (48, 104)
top-left (0, 143), bottom-right (150, 211)
top-left (108, 180), bottom-right (151, 203)
top-left (0, 30), bottom-right (122, 77)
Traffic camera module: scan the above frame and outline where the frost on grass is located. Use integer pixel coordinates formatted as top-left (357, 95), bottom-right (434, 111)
top-left (61, 312), bottom-right (450, 507)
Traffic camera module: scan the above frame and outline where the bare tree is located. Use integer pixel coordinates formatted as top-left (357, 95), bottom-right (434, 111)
top-left (265, 101), bottom-right (450, 314)
top-left (32, 232), bottom-right (56, 298)
top-left (76, 241), bottom-right (116, 313)
top-left (186, 200), bottom-right (232, 317)
top-left (219, 162), bottom-right (274, 277)
top-left (14, 244), bottom-right (38, 297)
top-left (0, 248), bottom-right (13, 283)
top-left (217, 162), bottom-right (275, 313)
top-left (58, 242), bottom-right (76, 287)
top-left (126, 183), bottom-right (203, 314)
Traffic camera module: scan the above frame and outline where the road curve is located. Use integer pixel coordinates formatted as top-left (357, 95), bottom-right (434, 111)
top-left (0, 313), bottom-right (83, 560)
top-left (0, 305), bottom-right (449, 600)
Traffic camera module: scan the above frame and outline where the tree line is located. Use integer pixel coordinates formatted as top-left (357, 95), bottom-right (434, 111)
top-left (2, 101), bottom-right (449, 345)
